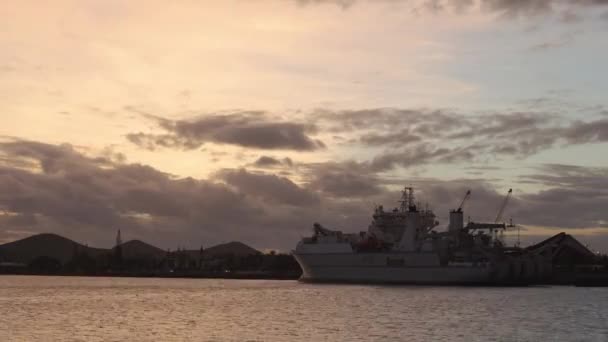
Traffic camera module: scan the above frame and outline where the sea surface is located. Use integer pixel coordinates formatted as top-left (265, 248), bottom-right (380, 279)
top-left (1, 276), bottom-right (607, 342)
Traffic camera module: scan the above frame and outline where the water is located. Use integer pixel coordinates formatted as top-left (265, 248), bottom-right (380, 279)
top-left (1, 276), bottom-right (607, 341)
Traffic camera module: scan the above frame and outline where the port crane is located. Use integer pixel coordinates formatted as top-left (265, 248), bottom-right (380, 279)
top-left (464, 188), bottom-right (514, 246)
top-left (495, 188), bottom-right (513, 244)
top-left (456, 190), bottom-right (471, 212)
top-left (495, 188), bottom-right (513, 223)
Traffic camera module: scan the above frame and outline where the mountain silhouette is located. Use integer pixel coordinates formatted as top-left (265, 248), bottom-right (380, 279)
top-left (116, 240), bottom-right (166, 260)
top-left (204, 241), bottom-right (261, 257)
top-left (0, 234), bottom-right (260, 264)
top-left (0, 233), bottom-right (105, 264)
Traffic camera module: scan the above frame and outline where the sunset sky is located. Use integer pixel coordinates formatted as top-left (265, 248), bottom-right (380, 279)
top-left (1, 0), bottom-right (608, 251)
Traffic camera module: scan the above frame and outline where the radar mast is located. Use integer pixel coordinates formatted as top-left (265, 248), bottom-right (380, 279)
top-left (399, 187), bottom-right (415, 212)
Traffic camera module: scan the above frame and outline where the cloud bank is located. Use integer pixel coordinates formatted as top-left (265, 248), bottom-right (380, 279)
top-left (312, 107), bottom-right (608, 171)
top-left (127, 111), bottom-right (325, 151)
top-left (296, 0), bottom-right (608, 17)
top-left (2, 138), bottom-right (607, 250)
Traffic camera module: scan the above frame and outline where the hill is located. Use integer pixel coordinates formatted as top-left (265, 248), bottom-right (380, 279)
top-left (0, 233), bottom-right (105, 264)
top-left (204, 241), bottom-right (260, 257)
top-left (117, 240), bottom-right (166, 260)
top-left (0, 233), bottom-right (261, 264)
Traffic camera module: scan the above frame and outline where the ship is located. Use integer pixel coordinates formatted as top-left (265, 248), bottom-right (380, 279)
top-left (292, 187), bottom-right (550, 285)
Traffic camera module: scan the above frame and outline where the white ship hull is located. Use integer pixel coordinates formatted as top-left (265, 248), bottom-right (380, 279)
top-left (293, 187), bottom-right (546, 285)
top-left (293, 252), bottom-right (538, 285)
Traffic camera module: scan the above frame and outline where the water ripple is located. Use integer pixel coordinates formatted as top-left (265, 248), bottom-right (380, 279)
top-left (1, 276), bottom-right (607, 341)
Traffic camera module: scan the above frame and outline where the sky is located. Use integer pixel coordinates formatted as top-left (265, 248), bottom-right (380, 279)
top-left (1, 0), bottom-right (608, 252)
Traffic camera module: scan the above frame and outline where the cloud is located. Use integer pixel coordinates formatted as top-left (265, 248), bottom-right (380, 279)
top-left (413, 179), bottom-right (510, 222)
top-left (559, 9), bottom-right (583, 23)
top-left (314, 108), bottom-right (463, 133)
top-left (378, 171), bottom-right (608, 235)
top-left (292, 0), bottom-right (608, 17)
top-left (528, 31), bottom-right (579, 51)
top-left (0, 140), bottom-right (296, 248)
top-left (368, 145), bottom-right (479, 171)
top-left (562, 119), bottom-right (608, 143)
top-left (216, 168), bottom-right (320, 206)
top-left (304, 161), bottom-right (384, 197)
top-left (515, 164), bottom-right (608, 228)
top-left (295, 0), bottom-right (357, 8)
top-left (315, 108), bottom-right (608, 170)
top-left (126, 106), bottom-right (607, 176)
top-left (126, 133), bottom-right (200, 151)
top-left (479, 0), bottom-right (554, 17)
top-left (253, 156), bottom-right (283, 167)
top-left (1, 139), bottom-right (607, 251)
top-left (359, 130), bottom-right (422, 147)
top-left (128, 111), bottom-right (325, 151)
top-left (251, 156), bottom-right (294, 168)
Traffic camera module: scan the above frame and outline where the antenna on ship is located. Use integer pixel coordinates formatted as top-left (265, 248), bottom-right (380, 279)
top-left (399, 186), bottom-right (408, 212)
top-left (517, 220), bottom-right (521, 248)
top-left (114, 229), bottom-right (123, 267)
top-left (408, 187), bottom-right (414, 208)
top-left (399, 186), bottom-right (415, 212)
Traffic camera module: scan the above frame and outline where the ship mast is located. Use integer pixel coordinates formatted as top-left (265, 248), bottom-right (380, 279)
top-left (399, 187), bottom-right (415, 212)
top-left (116, 229), bottom-right (122, 247)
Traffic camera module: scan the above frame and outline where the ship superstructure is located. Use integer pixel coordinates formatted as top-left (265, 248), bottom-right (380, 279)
top-left (293, 187), bottom-right (549, 285)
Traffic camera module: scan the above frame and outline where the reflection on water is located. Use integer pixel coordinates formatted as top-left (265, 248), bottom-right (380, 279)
top-left (1, 276), bottom-right (607, 341)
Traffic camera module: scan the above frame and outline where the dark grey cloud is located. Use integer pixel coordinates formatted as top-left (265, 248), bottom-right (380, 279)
top-left (216, 168), bottom-right (320, 206)
top-left (413, 179), bottom-right (510, 224)
top-left (1, 139), bottom-right (607, 251)
top-left (378, 171), bottom-right (608, 241)
top-left (520, 163), bottom-right (608, 192)
top-left (314, 108), bottom-right (462, 133)
top-left (253, 156), bottom-right (282, 167)
top-left (0, 140), bottom-right (315, 249)
top-left (295, 0), bottom-right (357, 8)
top-left (446, 111), bottom-right (555, 139)
top-left (575, 0), bottom-right (608, 5)
top-left (304, 161), bottom-right (384, 197)
top-left (317, 108), bottom-right (608, 171)
top-left (559, 9), bottom-right (583, 23)
top-left (128, 111), bottom-right (324, 151)
top-left (292, 0), bottom-right (608, 17)
top-left (359, 130), bottom-right (421, 147)
top-left (479, 0), bottom-right (554, 17)
top-left (126, 132), bottom-right (200, 150)
top-left (252, 156), bottom-right (294, 168)
top-left (368, 145), bottom-right (479, 171)
top-left (515, 164), bottom-right (608, 228)
top-left (562, 119), bottom-right (608, 143)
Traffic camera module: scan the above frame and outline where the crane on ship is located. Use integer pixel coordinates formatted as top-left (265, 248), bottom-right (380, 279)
top-left (494, 188), bottom-right (513, 244)
top-left (495, 188), bottom-right (513, 223)
top-left (456, 190), bottom-right (471, 213)
top-left (465, 188), bottom-right (514, 246)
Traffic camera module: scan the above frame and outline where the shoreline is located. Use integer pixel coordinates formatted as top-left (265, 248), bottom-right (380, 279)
top-left (3, 272), bottom-right (608, 287)
top-left (0, 270), bottom-right (301, 281)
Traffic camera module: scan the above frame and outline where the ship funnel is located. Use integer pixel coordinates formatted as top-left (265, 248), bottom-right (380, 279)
top-left (449, 210), bottom-right (464, 233)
